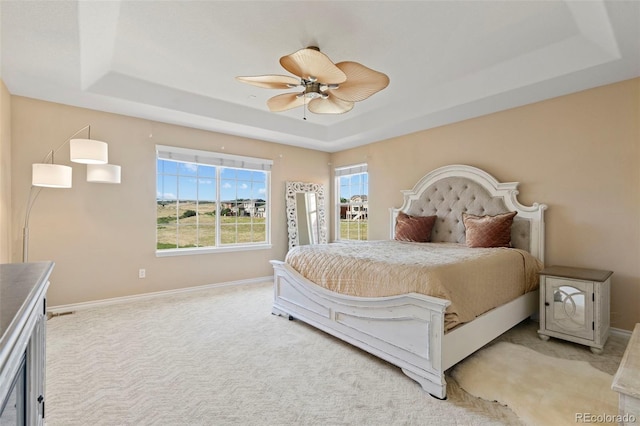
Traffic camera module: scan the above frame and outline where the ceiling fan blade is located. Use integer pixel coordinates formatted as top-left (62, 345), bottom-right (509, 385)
top-left (235, 75), bottom-right (301, 89)
top-left (266, 93), bottom-right (306, 112)
top-left (280, 47), bottom-right (347, 84)
top-left (331, 62), bottom-right (390, 102)
top-left (308, 95), bottom-right (354, 114)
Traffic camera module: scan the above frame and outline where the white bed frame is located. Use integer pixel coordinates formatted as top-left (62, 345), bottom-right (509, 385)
top-left (271, 164), bottom-right (547, 399)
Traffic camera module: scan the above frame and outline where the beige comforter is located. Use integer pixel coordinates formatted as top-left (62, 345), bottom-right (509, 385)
top-left (285, 241), bottom-right (542, 331)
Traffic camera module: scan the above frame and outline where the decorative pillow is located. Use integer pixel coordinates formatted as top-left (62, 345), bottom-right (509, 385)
top-left (462, 211), bottom-right (517, 248)
top-left (394, 212), bottom-right (437, 242)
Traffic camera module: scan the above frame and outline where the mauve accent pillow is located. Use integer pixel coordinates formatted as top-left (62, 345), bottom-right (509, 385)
top-left (394, 212), bottom-right (437, 242)
top-left (462, 211), bottom-right (517, 248)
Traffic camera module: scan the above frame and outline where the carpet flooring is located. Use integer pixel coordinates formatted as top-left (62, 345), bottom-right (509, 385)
top-left (45, 282), bottom-right (628, 425)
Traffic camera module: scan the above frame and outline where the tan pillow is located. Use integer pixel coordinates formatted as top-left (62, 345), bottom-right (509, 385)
top-left (463, 211), bottom-right (517, 248)
top-left (394, 212), bottom-right (437, 242)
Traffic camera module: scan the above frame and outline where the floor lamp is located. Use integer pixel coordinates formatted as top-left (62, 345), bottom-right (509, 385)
top-left (23, 125), bottom-right (122, 262)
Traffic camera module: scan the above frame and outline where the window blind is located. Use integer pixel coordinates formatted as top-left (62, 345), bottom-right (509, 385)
top-left (156, 145), bottom-right (273, 171)
top-left (335, 163), bottom-right (368, 177)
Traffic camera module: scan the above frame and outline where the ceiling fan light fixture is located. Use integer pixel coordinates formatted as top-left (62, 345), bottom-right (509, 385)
top-left (308, 95), bottom-right (354, 115)
top-left (267, 93), bottom-right (306, 112)
top-left (237, 46), bottom-right (388, 115)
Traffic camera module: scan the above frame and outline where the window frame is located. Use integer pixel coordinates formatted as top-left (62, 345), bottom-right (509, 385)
top-left (156, 145), bottom-right (272, 257)
top-left (334, 163), bottom-right (368, 242)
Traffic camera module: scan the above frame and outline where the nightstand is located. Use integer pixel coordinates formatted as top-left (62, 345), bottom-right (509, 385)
top-left (537, 265), bottom-right (613, 354)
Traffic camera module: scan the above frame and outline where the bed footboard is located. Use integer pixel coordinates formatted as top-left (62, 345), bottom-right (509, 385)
top-left (271, 260), bottom-right (451, 398)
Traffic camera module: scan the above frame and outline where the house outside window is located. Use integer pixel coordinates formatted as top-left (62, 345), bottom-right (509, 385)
top-left (335, 164), bottom-right (368, 241)
top-left (156, 145), bottom-right (272, 256)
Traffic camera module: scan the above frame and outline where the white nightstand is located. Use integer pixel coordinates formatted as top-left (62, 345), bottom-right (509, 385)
top-left (537, 265), bottom-right (613, 354)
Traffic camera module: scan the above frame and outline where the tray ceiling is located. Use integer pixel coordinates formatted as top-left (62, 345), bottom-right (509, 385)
top-left (1, 1), bottom-right (639, 152)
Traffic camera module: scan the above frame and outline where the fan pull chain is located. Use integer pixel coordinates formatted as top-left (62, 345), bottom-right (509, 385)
top-left (303, 96), bottom-right (307, 121)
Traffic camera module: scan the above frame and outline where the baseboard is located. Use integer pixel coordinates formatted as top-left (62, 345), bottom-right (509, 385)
top-left (610, 327), bottom-right (633, 340)
top-left (48, 276), bottom-right (273, 314)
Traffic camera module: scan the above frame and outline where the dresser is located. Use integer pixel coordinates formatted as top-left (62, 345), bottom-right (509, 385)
top-left (0, 262), bottom-right (53, 426)
top-left (612, 324), bottom-right (640, 425)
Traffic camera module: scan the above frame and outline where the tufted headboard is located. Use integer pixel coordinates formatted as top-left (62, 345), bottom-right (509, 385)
top-left (389, 165), bottom-right (547, 262)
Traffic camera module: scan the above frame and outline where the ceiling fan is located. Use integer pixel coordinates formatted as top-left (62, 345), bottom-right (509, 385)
top-left (236, 46), bottom-right (389, 115)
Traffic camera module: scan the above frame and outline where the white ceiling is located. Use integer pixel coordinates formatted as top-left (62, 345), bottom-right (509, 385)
top-left (1, 1), bottom-right (639, 152)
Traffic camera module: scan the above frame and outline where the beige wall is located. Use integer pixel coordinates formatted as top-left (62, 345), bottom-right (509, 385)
top-left (11, 97), bottom-right (330, 306)
top-left (331, 78), bottom-right (640, 331)
top-left (0, 79), bottom-right (11, 263)
top-left (9, 78), bottom-right (640, 331)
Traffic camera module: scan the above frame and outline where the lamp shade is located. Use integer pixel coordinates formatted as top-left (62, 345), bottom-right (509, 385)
top-left (32, 164), bottom-right (72, 188)
top-left (70, 138), bottom-right (108, 164)
top-left (87, 163), bottom-right (121, 184)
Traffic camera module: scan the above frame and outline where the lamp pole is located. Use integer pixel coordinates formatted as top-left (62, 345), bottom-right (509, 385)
top-left (22, 186), bottom-right (43, 262)
top-left (22, 125), bottom-right (91, 262)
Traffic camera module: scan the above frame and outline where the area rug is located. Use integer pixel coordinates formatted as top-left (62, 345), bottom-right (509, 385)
top-left (451, 341), bottom-right (618, 425)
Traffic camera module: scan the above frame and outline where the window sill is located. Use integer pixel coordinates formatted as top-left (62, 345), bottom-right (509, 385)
top-left (156, 244), bottom-right (272, 257)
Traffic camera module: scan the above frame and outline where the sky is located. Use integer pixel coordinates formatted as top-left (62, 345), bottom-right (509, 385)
top-left (157, 159), bottom-right (366, 202)
top-left (339, 173), bottom-right (369, 199)
top-left (156, 159), bottom-right (267, 202)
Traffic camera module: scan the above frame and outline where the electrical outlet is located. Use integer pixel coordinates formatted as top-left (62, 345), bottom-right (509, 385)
top-left (139, 269), bottom-right (146, 279)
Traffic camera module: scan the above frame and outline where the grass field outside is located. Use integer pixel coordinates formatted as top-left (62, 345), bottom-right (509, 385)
top-left (157, 202), bottom-right (366, 247)
top-left (339, 219), bottom-right (368, 240)
top-left (157, 201), bottom-right (266, 249)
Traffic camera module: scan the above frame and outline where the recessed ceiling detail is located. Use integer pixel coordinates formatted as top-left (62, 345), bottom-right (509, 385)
top-left (1, 1), bottom-right (638, 152)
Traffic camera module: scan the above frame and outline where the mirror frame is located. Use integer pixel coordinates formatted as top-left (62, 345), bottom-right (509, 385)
top-left (286, 181), bottom-right (327, 249)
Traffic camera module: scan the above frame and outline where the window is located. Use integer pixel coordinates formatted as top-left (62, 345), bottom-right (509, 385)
top-left (335, 164), bottom-right (368, 241)
top-left (156, 145), bottom-right (271, 255)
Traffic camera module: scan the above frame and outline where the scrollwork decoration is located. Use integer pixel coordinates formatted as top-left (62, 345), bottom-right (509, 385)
top-left (286, 181), bottom-right (327, 250)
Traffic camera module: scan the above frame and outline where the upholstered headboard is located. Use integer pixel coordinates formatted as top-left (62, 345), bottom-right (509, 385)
top-left (390, 165), bottom-right (547, 262)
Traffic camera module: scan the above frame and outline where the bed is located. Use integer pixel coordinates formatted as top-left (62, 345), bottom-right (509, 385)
top-left (270, 164), bottom-right (547, 398)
